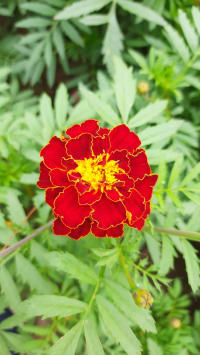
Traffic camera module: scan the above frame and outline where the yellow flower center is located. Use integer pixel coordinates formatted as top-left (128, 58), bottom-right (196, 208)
top-left (72, 153), bottom-right (124, 192)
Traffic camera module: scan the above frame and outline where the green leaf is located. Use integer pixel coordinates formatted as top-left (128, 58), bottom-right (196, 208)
top-left (81, 87), bottom-right (120, 126)
top-left (180, 163), bottom-right (200, 187)
top-left (102, 6), bottom-right (123, 73)
top-left (168, 155), bottom-right (183, 188)
top-left (20, 173), bottom-right (38, 184)
top-left (7, 190), bottom-right (26, 225)
top-left (55, 0), bottom-right (111, 20)
top-left (159, 236), bottom-right (175, 275)
top-left (84, 318), bottom-right (105, 355)
top-left (16, 17), bottom-right (51, 28)
top-left (49, 321), bottom-right (83, 355)
top-left (139, 119), bottom-right (183, 145)
top-left (53, 26), bottom-right (66, 60)
top-left (113, 56), bottom-right (136, 123)
top-left (80, 14), bottom-right (108, 26)
top-left (182, 240), bottom-right (200, 293)
top-left (117, 0), bottom-right (166, 26)
top-left (147, 338), bottom-right (163, 355)
top-left (55, 83), bottom-right (68, 130)
top-left (22, 295), bottom-right (87, 319)
top-left (192, 6), bottom-right (200, 37)
top-left (21, 2), bottom-right (56, 16)
top-left (61, 21), bottom-right (84, 47)
top-left (31, 59), bottom-right (45, 85)
top-left (44, 37), bottom-right (53, 67)
top-left (47, 53), bottom-right (56, 87)
top-left (105, 281), bottom-right (157, 333)
top-left (165, 23), bottom-right (190, 62)
top-left (40, 93), bottom-right (55, 142)
top-left (48, 251), bottom-right (98, 285)
top-left (97, 295), bottom-right (142, 355)
top-left (0, 334), bottom-right (10, 355)
top-left (178, 9), bottom-right (198, 53)
top-left (0, 267), bottom-right (21, 311)
top-left (128, 100), bottom-right (167, 128)
top-left (16, 253), bottom-right (56, 294)
top-left (145, 233), bottom-right (160, 266)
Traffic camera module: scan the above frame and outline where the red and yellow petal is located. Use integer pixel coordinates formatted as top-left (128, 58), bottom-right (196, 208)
top-left (62, 157), bottom-right (77, 171)
top-left (40, 136), bottom-right (68, 169)
top-left (98, 127), bottom-right (110, 136)
top-left (123, 189), bottom-right (146, 223)
top-left (91, 222), bottom-right (124, 238)
top-left (109, 125), bottom-right (141, 154)
top-left (66, 133), bottom-right (92, 160)
top-left (128, 149), bottom-right (151, 180)
top-left (128, 218), bottom-right (146, 231)
top-left (134, 174), bottom-right (158, 201)
top-left (53, 218), bottom-right (71, 235)
top-left (54, 186), bottom-right (91, 228)
top-left (50, 168), bottom-right (72, 187)
top-left (78, 189), bottom-right (102, 205)
top-left (66, 119), bottom-right (99, 138)
top-left (109, 150), bottom-right (130, 172)
top-left (68, 218), bottom-right (91, 240)
top-left (45, 187), bottom-right (63, 208)
top-left (92, 135), bottom-right (110, 156)
top-left (92, 193), bottom-right (126, 229)
top-left (37, 162), bottom-right (53, 188)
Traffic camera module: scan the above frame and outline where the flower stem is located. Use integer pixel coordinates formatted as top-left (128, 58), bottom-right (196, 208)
top-left (145, 225), bottom-right (200, 242)
top-left (119, 250), bottom-right (136, 290)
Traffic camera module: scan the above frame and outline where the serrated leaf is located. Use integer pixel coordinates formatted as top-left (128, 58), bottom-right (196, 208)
top-left (192, 6), bottom-right (200, 37)
top-left (159, 236), bottom-right (175, 275)
top-left (80, 14), bottom-right (108, 26)
top-left (113, 56), bottom-right (136, 123)
top-left (0, 267), bottom-right (21, 311)
top-left (61, 21), bottom-right (84, 47)
top-left (55, 83), bottom-right (68, 130)
top-left (165, 23), bottom-right (190, 62)
top-left (22, 295), bottom-right (87, 319)
top-left (81, 87), bottom-right (120, 126)
top-left (105, 281), bottom-right (156, 333)
top-left (97, 295), bottom-right (141, 355)
top-left (49, 321), bottom-right (83, 355)
top-left (180, 163), bottom-right (200, 187)
top-left (16, 17), bottom-right (51, 28)
top-left (84, 318), bottom-right (105, 355)
top-left (16, 253), bottom-right (55, 294)
top-left (128, 100), bottom-right (167, 128)
top-left (53, 26), bottom-right (66, 60)
top-left (117, 0), bottom-right (166, 26)
top-left (182, 240), bottom-right (200, 292)
top-left (55, 0), bottom-right (111, 20)
top-left (139, 120), bottom-right (183, 145)
top-left (40, 93), bottom-right (55, 142)
top-left (21, 2), bottom-right (56, 16)
top-left (20, 173), bottom-right (38, 184)
top-left (0, 334), bottom-right (10, 355)
top-left (147, 338), bottom-right (163, 355)
top-left (48, 251), bottom-right (98, 285)
top-left (178, 9), bottom-right (198, 53)
top-left (7, 190), bottom-right (26, 225)
top-left (168, 155), bottom-right (183, 188)
top-left (44, 36), bottom-right (53, 67)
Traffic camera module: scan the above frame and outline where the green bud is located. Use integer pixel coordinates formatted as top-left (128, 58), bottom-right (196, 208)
top-left (137, 81), bottom-right (149, 95)
top-left (133, 289), bottom-right (153, 309)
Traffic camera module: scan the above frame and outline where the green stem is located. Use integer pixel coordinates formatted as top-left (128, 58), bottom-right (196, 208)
top-left (119, 250), bottom-right (136, 290)
top-left (145, 225), bottom-right (200, 242)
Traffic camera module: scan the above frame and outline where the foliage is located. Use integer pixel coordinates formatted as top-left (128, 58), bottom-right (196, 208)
top-left (0, 1), bottom-right (200, 354)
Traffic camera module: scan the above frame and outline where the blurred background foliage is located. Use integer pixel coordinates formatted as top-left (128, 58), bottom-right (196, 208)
top-left (0, 0), bottom-right (200, 354)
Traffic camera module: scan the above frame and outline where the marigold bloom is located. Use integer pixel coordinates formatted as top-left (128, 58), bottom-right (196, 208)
top-left (37, 120), bottom-right (158, 240)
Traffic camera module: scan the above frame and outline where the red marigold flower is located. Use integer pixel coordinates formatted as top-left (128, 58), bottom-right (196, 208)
top-left (37, 120), bottom-right (158, 240)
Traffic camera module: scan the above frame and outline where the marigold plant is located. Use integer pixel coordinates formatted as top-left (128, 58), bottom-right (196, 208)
top-left (37, 119), bottom-right (158, 239)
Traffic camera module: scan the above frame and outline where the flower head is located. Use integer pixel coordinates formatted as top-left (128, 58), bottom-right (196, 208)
top-left (133, 289), bottom-right (154, 309)
top-left (37, 120), bottom-right (158, 240)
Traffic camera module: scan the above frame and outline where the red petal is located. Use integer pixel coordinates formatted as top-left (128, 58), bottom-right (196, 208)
top-left (98, 127), bottom-right (110, 136)
top-left (62, 158), bottom-right (77, 171)
top-left (53, 218), bottom-right (70, 235)
top-left (128, 149), bottom-right (151, 180)
top-left (109, 150), bottom-right (130, 172)
top-left (40, 136), bottom-right (68, 169)
top-left (68, 218), bottom-right (91, 240)
top-left (66, 133), bottom-right (92, 160)
top-left (129, 218), bottom-right (145, 231)
top-left (109, 125), bottom-right (141, 154)
top-left (123, 189), bottom-right (145, 223)
top-left (134, 174), bottom-right (158, 201)
top-left (54, 186), bottom-right (91, 228)
top-left (76, 181), bottom-right (90, 194)
top-left (37, 162), bottom-right (53, 188)
top-left (105, 188), bottom-right (121, 202)
top-left (91, 222), bottom-right (124, 238)
top-left (50, 169), bottom-right (72, 187)
top-left (66, 120), bottom-right (99, 138)
top-left (92, 194), bottom-right (126, 228)
top-left (79, 190), bottom-right (102, 205)
top-left (92, 135), bottom-right (110, 156)
top-left (45, 187), bottom-right (63, 207)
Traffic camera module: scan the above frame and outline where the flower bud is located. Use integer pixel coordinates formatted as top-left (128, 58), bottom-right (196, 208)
top-left (170, 318), bottom-right (182, 329)
top-left (137, 81), bottom-right (149, 95)
top-left (133, 289), bottom-right (153, 309)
